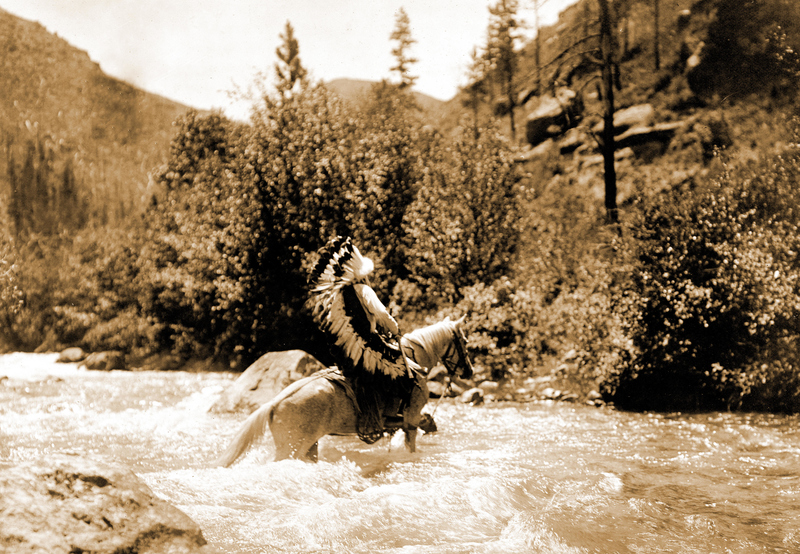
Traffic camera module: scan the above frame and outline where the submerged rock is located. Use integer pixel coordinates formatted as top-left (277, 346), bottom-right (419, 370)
top-left (0, 454), bottom-right (208, 554)
top-left (427, 380), bottom-right (447, 399)
top-left (210, 350), bottom-right (324, 413)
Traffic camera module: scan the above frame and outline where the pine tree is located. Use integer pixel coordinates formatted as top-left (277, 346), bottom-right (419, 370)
top-left (275, 21), bottom-right (308, 99)
top-left (485, 0), bottom-right (520, 141)
top-left (598, 0), bottom-right (618, 225)
top-left (390, 7), bottom-right (418, 90)
top-left (653, 0), bottom-right (660, 71)
top-left (462, 47), bottom-right (491, 139)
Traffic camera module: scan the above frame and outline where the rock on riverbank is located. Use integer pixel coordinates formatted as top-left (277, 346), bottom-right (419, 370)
top-left (0, 454), bottom-right (209, 554)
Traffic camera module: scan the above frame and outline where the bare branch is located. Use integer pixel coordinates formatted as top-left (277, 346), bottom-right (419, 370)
top-left (541, 38), bottom-right (601, 70)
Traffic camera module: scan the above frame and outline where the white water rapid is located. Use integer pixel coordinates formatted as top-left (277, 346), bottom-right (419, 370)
top-left (2, 353), bottom-right (800, 553)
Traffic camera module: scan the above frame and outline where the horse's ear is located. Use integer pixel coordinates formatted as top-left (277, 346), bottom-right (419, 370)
top-left (455, 315), bottom-right (466, 327)
top-left (443, 316), bottom-right (451, 323)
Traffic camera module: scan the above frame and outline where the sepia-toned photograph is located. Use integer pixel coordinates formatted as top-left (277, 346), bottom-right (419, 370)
top-left (1, 0), bottom-right (800, 552)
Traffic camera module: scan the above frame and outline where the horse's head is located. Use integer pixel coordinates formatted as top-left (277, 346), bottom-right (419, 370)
top-left (441, 315), bottom-right (474, 380)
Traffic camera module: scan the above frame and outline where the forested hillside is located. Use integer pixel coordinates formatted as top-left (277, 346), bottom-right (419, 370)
top-left (0, 7), bottom-right (190, 229)
top-left (2, 1), bottom-right (800, 412)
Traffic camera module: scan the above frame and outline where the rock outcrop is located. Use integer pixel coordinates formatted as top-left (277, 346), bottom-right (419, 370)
top-left (525, 88), bottom-right (583, 146)
top-left (56, 347), bottom-right (86, 364)
top-left (0, 454), bottom-right (208, 554)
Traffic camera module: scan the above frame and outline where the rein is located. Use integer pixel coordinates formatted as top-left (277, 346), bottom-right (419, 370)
top-left (427, 332), bottom-right (464, 418)
top-left (428, 380), bottom-right (450, 418)
top-left (399, 322), bottom-right (470, 419)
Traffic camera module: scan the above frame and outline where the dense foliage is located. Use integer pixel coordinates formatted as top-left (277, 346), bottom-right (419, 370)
top-left (603, 145), bottom-right (800, 412)
top-left (688, 0), bottom-right (800, 98)
top-left (3, 0), bottom-right (800, 414)
top-left (0, 78), bottom-right (523, 367)
top-left (402, 126), bottom-right (522, 302)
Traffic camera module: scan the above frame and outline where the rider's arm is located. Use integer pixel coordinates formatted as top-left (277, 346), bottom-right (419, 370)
top-left (353, 283), bottom-right (399, 335)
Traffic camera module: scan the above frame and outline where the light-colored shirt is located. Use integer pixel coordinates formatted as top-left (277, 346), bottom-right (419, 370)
top-left (353, 283), bottom-right (399, 335)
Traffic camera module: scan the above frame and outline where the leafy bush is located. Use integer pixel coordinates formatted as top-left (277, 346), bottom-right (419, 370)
top-left (436, 277), bottom-right (543, 381)
top-left (402, 126), bottom-right (522, 303)
top-left (688, 0), bottom-right (800, 98)
top-left (0, 215), bottom-right (23, 350)
top-left (69, 226), bottom-right (159, 356)
top-left (138, 84), bottom-right (428, 364)
top-left (602, 145), bottom-right (800, 411)
top-left (241, 83), bottom-right (370, 360)
top-left (349, 81), bottom-right (425, 297)
top-left (142, 110), bottom-right (261, 362)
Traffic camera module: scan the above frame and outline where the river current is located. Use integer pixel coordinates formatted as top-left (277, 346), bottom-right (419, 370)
top-left (1, 353), bottom-right (799, 553)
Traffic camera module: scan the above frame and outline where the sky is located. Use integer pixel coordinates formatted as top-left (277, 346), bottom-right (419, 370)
top-left (2, 0), bottom-right (576, 121)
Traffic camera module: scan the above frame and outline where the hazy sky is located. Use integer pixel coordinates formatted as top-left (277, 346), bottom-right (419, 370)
top-left (2, 0), bottom-right (575, 120)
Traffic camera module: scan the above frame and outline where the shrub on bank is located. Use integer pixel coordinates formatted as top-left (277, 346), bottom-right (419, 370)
top-left (401, 126), bottom-right (523, 303)
top-left (436, 277), bottom-right (543, 382)
top-left (602, 145), bottom-right (800, 412)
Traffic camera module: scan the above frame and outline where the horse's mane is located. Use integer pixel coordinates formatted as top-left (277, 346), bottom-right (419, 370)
top-left (405, 319), bottom-right (458, 359)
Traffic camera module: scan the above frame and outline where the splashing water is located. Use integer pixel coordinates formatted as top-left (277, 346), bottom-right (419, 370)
top-left (2, 353), bottom-right (800, 553)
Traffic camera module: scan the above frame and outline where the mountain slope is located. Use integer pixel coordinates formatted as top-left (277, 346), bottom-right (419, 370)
top-left (0, 7), bottom-right (191, 222)
top-left (326, 78), bottom-right (447, 115)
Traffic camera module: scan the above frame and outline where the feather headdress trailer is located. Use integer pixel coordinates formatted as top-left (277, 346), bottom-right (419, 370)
top-left (308, 236), bottom-right (407, 379)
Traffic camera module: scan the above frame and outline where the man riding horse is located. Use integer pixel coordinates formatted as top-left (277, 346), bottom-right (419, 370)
top-left (307, 236), bottom-right (421, 443)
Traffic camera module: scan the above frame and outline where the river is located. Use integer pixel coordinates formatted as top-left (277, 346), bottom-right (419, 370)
top-left (1, 353), bottom-right (799, 553)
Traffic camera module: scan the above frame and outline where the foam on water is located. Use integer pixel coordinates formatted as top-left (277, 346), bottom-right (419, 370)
top-left (3, 354), bottom-right (800, 553)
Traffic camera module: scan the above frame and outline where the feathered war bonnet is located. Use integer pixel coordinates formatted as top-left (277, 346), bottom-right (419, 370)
top-left (309, 236), bottom-right (374, 293)
top-left (346, 242), bottom-right (374, 282)
top-left (307, 235), bottom-right (408, 380)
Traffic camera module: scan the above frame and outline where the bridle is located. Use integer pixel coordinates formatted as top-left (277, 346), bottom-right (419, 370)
top-left (425, 329), bottom-right (473, 419)
top-left (440, 329), bottom-right (473, 379)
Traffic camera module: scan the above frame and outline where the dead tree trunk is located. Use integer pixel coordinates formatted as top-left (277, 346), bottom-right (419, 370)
top-left (598, 0), bottom-right (618, 225)
top-left (654, 0), bottom-right (661, 71)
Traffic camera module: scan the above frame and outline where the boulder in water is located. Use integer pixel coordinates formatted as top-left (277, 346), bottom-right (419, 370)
top-left (0, 454), bottom-right (208, 554)
top-left (210, 350), bottom-right (324, 414)
top-left (82, 351), bottom-right (126, 371)
top-left (460, 387), bottom-right (485, 405)
top-left (56, 347), bottom-right (86, 363)
top-left (427, 380), bottom-right (447, 399)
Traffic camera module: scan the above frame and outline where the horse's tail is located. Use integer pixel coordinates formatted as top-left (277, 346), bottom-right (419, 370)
top-left (214, 374), bottom-right (325, 467)
top-left (214, 400), bottom-right (275, 467)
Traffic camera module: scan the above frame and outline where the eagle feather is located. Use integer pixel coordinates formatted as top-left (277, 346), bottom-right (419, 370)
top-left (307, 236), bottom-right (407, 379)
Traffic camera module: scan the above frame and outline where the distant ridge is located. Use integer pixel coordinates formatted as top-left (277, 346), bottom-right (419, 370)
top-left (326, 78), bottom-right (447, 113)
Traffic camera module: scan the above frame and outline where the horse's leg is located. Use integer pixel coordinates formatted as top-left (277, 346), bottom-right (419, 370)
top-left (403, 426), bottom-right (418, 453)
top-left (269, 379), bottom-right (337, 461)
top-left (403, 381), bottom-right (429, 453)
top-left (271, 421), bottom-right (312, 461)
top-left (306, 441), bottom-right (319, 462)
top-left (269, 377), bottom-right (357, 462)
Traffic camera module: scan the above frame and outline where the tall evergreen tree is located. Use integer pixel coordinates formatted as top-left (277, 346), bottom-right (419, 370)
top-left (653, 0), bottom-right (661, 71)
top-left (462, 47), bottom-right (491, 139)
top-left (485, 0), bottom-right (521, 141)
top-left (544, 0), bottom-right (619, 224)
top-left (390, 7), bottom-right (419, 90)
top-left (598, 0), bottom-right (618, 225)
top-left (530, 0), bottom-right (549, 95)
top-left (275, 21), bottom-right (308, 99)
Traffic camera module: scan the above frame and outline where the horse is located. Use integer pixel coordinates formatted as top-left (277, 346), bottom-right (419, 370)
top-left (214, 316), bottom-right (474, 465)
